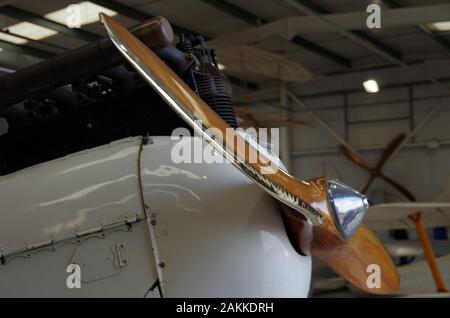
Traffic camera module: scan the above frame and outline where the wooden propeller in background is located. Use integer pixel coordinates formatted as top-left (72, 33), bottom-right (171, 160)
top-left (340, 133), bottom-right (415, 200)
top-left (100, 13), bottom-right (399, 295)
top-left (340, 134), bottom-right (448, 292)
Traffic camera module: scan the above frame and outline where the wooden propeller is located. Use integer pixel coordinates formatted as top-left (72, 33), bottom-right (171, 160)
top-left (279, 180), bottom-right (399, 295)
top-left (341, 134), bottom-right (448, 292)
top-left (340, 133), bottom-right (415, 201)
top-left (100, 14), bottom-right (399, 295)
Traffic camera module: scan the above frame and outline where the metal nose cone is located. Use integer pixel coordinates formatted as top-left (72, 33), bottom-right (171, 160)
top-left (327, 179), bottom-right (370, 240)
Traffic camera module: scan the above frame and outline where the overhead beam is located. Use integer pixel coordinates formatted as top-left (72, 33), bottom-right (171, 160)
top-left (90, 0), bottom-right (196, 36)
top-left (0, 5), bottom-right (100, 42)
top-left (350, 31), bottom-right (402, 60)
top-left (285, 0), bottom-right (450, 94)
top-left (214, 4), bottom-right (450, 44)
top-left (92, 0), bottom-right (150, 21)
top-left (289, 36), bottom-right (351, 67)
top-left (202, 0), bottom-right (264, 26)
top-left (381, 0), bottom-right (402, 8)
top-left (0, 30), bottom-right (67, 53)
top-left (419, 30), bottom-right (450, 53)
top-left (0, 39), bottom-right (56, 59)
top-left (381, 0), bottom-right (450, 52)
top-left (202, 0), bottom-right (351, 67)
top-left (288, 0), bottom-right (403, 60)
top-left (289, 1), bottom-right (450, 32)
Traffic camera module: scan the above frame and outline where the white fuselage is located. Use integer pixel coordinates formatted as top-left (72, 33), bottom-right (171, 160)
top-left (0, 136), bottom-right (311, 297)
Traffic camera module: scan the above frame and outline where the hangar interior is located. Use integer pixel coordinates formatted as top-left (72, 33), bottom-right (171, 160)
top-left (0, 0), bottom-right (449, 298)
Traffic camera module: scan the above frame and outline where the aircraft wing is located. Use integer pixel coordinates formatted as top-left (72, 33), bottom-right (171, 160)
top-left (366, 202), bottom-right (450, 230)
top-left (384, 240), bottom-right (450, 257)
top-left (213, 44), bottom-right (313, 83)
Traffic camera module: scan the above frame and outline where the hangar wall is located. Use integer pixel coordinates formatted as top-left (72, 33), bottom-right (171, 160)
top-left (291, 81), bottom-right (450, 202)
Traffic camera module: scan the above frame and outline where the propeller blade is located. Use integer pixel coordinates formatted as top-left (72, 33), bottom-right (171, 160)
top-left (379, 173), bottom-right (416, 201)
top-left (319, 223), bottom-right (400, 294)
top-left (99, 13), bottom-right (324, 225)
top-left (339, 145), bottom-right (372, 172)
top-left (280, 201), bottom-right (399, 295)
top-left (376, 133), bottom-right (406, 171)
top-left (361, 174), bottom-right (377, 194)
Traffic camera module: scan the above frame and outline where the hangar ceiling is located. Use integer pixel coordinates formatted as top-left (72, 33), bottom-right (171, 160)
top-left (0, 0), bottom-right (449, 98)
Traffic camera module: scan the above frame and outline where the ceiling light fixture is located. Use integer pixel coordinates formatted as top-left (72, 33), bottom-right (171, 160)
top-left (45, 1), bottom-right (117, 27)
top-left (426, 21), bottom-right (450, 33)
top-left (6, 22), bottom-right (57, 41)
top-left (363, 79), bottom-right (379, 93)
top-left (0, 31), bottom-right (28, 45)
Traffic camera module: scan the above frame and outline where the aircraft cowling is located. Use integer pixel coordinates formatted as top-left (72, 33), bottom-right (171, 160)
top-left (0, 136), bottom-right (311, 297)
